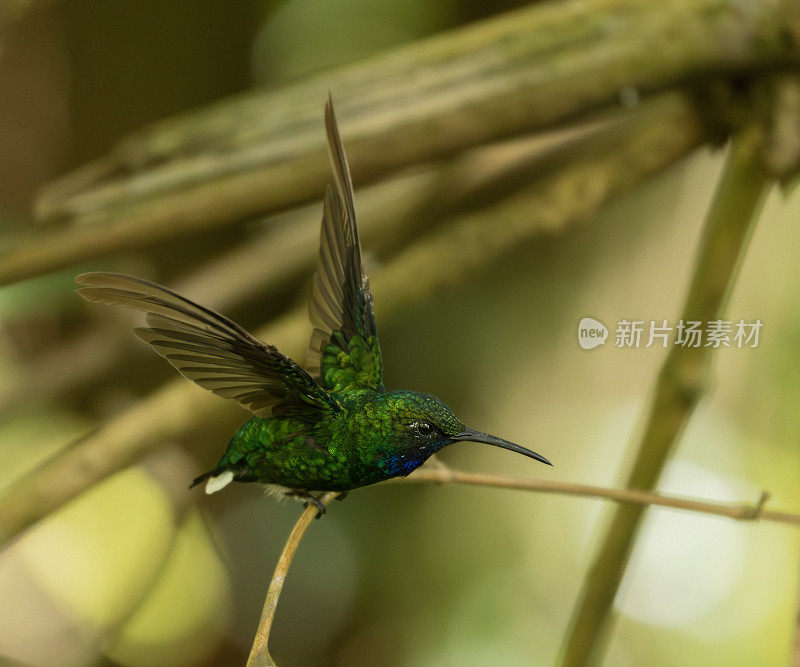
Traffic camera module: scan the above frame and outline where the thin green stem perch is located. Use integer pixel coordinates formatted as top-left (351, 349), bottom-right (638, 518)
top-left (247, 492), bottom-right (338, 667)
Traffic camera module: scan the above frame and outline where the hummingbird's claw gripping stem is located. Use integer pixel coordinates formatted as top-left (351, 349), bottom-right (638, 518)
top-left (310, 496), bottom-right (326, 519)
top-left (290, 491), bottom-right (327, 518)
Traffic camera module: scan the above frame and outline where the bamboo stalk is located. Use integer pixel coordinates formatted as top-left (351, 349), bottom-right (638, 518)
top-left (561, 125), bottom-right (772, 666)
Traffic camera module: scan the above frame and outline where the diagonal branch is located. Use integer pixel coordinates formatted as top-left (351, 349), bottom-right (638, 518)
top-left (3, 0), bottom-right (799, 285)
top-left (38, 0), bottom-right (800, 221)
top-left (561, 124), bottom-right (773, 665)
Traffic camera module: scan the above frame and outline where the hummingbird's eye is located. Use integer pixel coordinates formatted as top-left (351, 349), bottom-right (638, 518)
top-left (414, 421), bottom-right (434, 436)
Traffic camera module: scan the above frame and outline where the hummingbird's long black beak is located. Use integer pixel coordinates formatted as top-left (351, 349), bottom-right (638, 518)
top-left (450, 429), bottom-right (552, 466)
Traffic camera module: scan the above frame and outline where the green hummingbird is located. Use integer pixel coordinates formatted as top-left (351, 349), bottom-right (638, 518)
top-left (76, 97), bottom-right (551, 516)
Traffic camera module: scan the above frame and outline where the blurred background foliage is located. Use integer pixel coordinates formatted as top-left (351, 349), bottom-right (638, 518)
top-left (0, 1), bottom-right (799, 666)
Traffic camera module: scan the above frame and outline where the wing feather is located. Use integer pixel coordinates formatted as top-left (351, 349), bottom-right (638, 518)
top-left (304, 97), bottom-right (384, 393)
top-left (77, 272), bottom-right (337, 419)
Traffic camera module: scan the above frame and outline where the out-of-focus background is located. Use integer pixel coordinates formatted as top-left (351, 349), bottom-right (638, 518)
top-left (1, 1), bottom-right (799, 665)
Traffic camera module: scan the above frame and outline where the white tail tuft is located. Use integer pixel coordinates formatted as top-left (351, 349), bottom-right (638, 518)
top-left (205, 470), bottom-right (234, 494)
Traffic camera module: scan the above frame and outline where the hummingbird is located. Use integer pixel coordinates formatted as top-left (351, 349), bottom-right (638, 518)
top-left (76, 97), bottom-right (551, 516)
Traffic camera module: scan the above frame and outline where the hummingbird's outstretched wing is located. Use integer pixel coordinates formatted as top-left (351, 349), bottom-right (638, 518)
top-left (305, 97), bottom-right (385, 394)
top-left (76, 272), bottom-right (339, 419)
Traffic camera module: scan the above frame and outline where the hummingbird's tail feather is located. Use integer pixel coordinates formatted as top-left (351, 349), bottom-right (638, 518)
top-left (190, 469), bottom-right (234, 494)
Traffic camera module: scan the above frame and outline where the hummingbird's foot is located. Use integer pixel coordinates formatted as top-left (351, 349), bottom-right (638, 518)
top-left (306, 495), bottom-right (327, 519)
top-left (334, 492), bottom-right (349, 502)
top-left (286, 491), bottom-right (327, 518)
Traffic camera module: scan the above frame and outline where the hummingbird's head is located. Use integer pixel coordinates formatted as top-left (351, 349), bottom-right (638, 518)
top-left (374, 391), bottom-right (551, 477)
